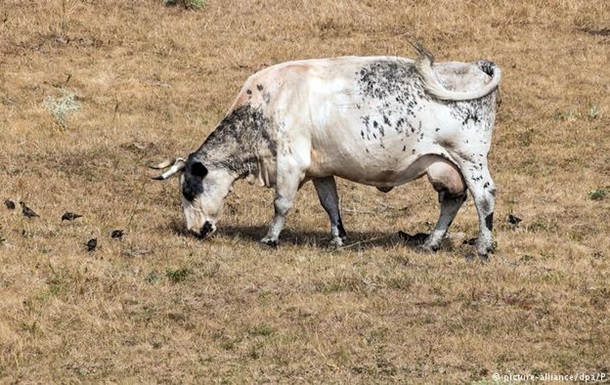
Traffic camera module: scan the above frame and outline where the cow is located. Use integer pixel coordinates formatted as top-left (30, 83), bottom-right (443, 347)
top-left (149, 44), bottom-right (501, 258)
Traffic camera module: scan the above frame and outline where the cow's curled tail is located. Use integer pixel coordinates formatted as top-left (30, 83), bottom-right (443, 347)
top-left (411, 42), bottom-right (501, 102)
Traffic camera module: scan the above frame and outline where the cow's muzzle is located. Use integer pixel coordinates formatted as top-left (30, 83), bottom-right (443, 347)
top-left (192, 221), bottom-right (216, 239)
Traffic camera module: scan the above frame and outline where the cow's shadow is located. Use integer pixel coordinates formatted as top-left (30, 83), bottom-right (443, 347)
top-left (222, 225), bottom-right (403, 249)
top-left (167, 218), bottom-right (434, 251)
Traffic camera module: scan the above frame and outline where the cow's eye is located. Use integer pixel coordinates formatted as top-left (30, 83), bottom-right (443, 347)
top-left (191, 161), bottom-right (208, 178)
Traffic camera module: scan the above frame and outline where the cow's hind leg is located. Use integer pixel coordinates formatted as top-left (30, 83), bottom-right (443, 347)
top-left (424, 192), bottom-right (467, 251)
top-left (313, 176), bottom-right (346, 247)
top-left (459, 159), bottom-right (496, 258)
top-left (423, 158), bottom-right (467, 251)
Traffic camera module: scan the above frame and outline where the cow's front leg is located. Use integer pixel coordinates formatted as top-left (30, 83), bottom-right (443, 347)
top-left (313, 176), bottom-right (346, 247)
top-left (260, 170), bottom-right (302, 247)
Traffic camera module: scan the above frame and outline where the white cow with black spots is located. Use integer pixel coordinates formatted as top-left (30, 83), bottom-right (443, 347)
top-left (150, 44), bottom-right (501, 258)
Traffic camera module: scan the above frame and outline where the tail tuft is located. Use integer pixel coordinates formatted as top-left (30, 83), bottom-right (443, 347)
top-left (409, 40), bottom-right (435, 64)
top-left (474, 60), bottom-right (498, 78)
top-left (411, 43), bottom-right (501, 101)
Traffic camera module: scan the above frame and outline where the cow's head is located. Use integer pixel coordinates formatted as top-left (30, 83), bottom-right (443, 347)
top-left (149, 156), bottom-right (233, 239)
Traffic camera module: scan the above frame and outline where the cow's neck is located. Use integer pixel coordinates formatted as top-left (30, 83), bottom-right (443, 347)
top-left (196, 104), bottom-right (277, 182)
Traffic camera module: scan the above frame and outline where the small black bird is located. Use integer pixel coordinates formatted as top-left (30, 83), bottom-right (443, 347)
top-left (463, 237), bottom-right (478, 246)
top-left (86, 238), bottom-right (97, 252)
top-left (111, 229), bottom-right (124, 239)
top-left (4, 199), bottom-right (15, 210)
top-left (19, 202), bottom-right (39, 218)
top-left (398, 231), bottom-right (428, 246)
top-left (61, 212), bottom-right (83, 221)
top-left (508, 214), bottom-right (522, 225)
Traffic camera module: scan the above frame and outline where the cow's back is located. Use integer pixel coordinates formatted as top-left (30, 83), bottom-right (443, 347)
top-left (228, 56), bottom-right (498, 187)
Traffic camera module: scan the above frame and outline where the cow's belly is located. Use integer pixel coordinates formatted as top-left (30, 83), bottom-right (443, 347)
top-left (291, 77), bottom-right (464, 186)
top-left (307, 134), bottom-right (453, 187)
top-left (332, 159), bottom-right (428, 187)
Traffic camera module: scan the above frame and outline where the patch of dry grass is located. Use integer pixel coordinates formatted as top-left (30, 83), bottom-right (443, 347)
top-left (1, 0), bottom-right (609, 383)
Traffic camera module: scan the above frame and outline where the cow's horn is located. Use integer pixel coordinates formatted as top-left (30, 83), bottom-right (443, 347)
top-left (148, 157), bottom-right (187, 180)
top-left (147, 157), bottom-right (182, 169)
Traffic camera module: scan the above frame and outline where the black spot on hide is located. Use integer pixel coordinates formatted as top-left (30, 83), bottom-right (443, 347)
top-left (396, 118), bottom-right (405, 132)
top-left (182, 166), bottom-right (204, 202)
top-left (450, 96), bottom-right (496, 130)
top-left (337, 220), bottom-right (346, 239)
top-left (357, 60), bottom-right (425, 104)
top-left (356, 60), bottom-right (436, 143)
top-left (190, 104), bottom-right (278, 179)
top-left (383, 115), bottom-right (391, 126)
top-left (485, 212), bottom-right (494, 231)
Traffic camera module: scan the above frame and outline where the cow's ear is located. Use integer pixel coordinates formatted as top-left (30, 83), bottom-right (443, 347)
top-left (190, 161), bottom-right (208, 178)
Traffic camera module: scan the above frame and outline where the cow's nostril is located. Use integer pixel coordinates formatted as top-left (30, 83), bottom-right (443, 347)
top-left (200, 221), bottom-right (214, 238)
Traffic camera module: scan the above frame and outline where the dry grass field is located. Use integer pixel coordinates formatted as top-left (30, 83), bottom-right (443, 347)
top-left (1, 0), bottom-right (609, 383)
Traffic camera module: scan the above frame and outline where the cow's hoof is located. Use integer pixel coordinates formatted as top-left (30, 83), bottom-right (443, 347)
top-left (465, 252), bottom-right (489, 262)
top-left (420, 242), bottom-right (440, 253)
top-left (260, 238), bottom-right (278, 248)
top-left (328, 237), bottom-right (344, 248)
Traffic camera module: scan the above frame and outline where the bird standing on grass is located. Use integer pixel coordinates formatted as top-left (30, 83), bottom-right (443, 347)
top-left (62, 212), bottom-right (83, 221)
top-left (19, 202), bottom-right (39, 218)
top-left (86, 238), bottom-right (97, 252)
top-left (111, 229), bottom-right (124, 239)
top-left (508, 214), bottom-right (522, 226)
